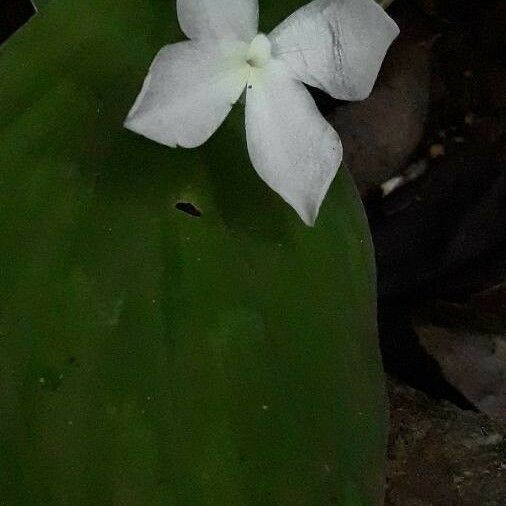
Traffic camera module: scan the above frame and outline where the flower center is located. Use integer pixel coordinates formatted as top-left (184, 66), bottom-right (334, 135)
top-left (246, 33), bottom-right (272, 69)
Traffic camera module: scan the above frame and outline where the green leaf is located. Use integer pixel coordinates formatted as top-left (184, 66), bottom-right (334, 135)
top-left (0, 1), bottom-right (387, 505)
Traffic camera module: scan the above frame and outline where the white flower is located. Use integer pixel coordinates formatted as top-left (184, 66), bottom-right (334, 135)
top-left (124, 0), bottom-right (399, 225)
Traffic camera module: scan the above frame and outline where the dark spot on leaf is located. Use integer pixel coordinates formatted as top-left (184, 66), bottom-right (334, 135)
top-left (175, 202), bottom-right (202, 218)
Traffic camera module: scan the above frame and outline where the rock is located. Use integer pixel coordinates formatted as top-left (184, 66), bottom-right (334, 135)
top-left (386, 378), bottom-right (506, 506)
top-left (373, 153), bottom-right (506, 408)
top-left (369, 153), bottom-right (506, 299)
top-left (367, 0), bottom-right (506, 300)
top-left (328, 3), bottom-right (433, 194)
top-left (414, 284), bottom-right (506, 420)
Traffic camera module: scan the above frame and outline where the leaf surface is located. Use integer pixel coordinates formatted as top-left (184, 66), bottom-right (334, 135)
top-left (0, 1), bottom-right (387, 504)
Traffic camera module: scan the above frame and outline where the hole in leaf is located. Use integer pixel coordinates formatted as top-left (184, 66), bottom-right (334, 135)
top-left (175, 202), bottom-right (202, 218)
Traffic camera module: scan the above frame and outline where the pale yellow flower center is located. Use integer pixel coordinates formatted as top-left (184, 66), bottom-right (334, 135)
top-left (246, 33), bottom-right (272, 69)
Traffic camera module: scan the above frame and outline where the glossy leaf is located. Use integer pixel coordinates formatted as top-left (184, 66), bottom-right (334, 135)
top-left (0, 1), bottom-right (387, 504)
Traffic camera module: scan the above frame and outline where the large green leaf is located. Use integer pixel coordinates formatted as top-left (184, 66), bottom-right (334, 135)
top-left (0, 1), bottom-right (387, 504)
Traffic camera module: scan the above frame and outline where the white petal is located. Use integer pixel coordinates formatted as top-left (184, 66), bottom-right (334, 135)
top-left (124, 40), bottom-right (249, 149)
top-left (177, 0), bottom-right (258, 42)
top-left (245, 61), bottom-right (342, 226)
top-left (269, 0), bottom-right (399, 101)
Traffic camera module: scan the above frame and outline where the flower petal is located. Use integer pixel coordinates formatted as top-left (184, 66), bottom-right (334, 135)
top-left (177, 0), bottom-right (258, 42)
top-left (269, 0), bottom-right (399, 101)
top-left (124, 40), bottom-right (249, 149)
top-left (245, 61), bottom-right (342, 226)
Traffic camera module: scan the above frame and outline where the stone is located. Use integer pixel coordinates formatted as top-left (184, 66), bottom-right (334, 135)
top-left (414, 284), bottom-right (506, 420)
top-left (386, 378), bottom-right (506, 506)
